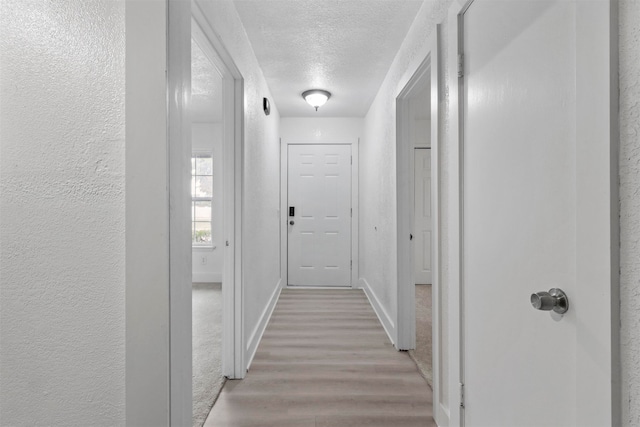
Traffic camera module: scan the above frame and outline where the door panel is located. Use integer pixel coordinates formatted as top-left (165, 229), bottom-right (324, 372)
top-left (288, 144), bottom-right (351, 286)
top-left (414, 148), bottom-right (432, 284)
top-left (462, 1), bottom-right (577, 425)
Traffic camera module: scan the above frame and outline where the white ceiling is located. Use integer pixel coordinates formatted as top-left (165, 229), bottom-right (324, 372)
top-left (191, 37), bottom-right (223, 123)
top-left (233, 0), bottom-right (424, 117)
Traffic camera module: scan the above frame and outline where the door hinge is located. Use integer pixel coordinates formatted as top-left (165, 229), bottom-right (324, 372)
top-left (458, 53), bottom-right (464, 78)
top-left (350, 208), bottom-right (352, 217)
top-left (350, 260), bottom-right (352, 270)
top-left (351, 155), bottom-right (353, 165)
top-left (460, 382), bottom-right (465, 408)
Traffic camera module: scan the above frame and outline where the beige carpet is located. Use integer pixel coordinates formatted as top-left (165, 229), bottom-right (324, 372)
top-left (193, 283), bottom-right (225, 427)
top-left (409, 284), bottom-right (432, 387)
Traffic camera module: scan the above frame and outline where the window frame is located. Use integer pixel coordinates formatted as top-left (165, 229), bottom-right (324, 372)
top-left (191, 151), bottom-right (214, 248)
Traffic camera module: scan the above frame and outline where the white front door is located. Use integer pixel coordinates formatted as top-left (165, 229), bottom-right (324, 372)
top-left (287, 144), bottom-right (351, 287)
top-left (414, 148), bottom-right (432, 285)
top-left (460, 0), bottom-right (616, 425)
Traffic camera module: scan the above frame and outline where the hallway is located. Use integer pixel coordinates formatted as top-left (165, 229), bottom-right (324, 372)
top-left (1, 0), bottom-right (634, 425)
top-left (204, 289), bottom-right (434, 427)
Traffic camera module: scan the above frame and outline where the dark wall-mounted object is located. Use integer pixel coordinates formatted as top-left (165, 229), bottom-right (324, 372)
top-left (263, 97), bottom-right (270, 116)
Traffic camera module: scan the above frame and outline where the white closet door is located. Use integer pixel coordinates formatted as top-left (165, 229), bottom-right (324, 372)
top-left (414, 148), bottom-right (432, 285)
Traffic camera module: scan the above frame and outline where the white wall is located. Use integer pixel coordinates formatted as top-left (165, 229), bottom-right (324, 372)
top-left (619, 1), bottom-right (640, 425)
top-left (360, 0), bottom-right (452, 412)
top-left (192, 123), bottom-right (223, 283)
top-left (280, 117), bottom-right (363, 142)
top-left (0, 0), bottom-right (126, 425)
top-left (195, 0), bottom-right (282, 363)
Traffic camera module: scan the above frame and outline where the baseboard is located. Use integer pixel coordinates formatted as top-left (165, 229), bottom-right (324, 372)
top-left (245, 279), bottom-right (282, 370)
top-left (192, 272), bottom-right (222, 283)
top-left (359, 277), bottom-right (395, 345)
top-left (435, 401), bottom-right (450, 427)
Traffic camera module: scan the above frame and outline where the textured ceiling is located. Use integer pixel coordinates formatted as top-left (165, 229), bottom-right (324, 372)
top-left (233, 0), bottom-right (424, 117)
top-left (192, 38), bottom-right (223, 123)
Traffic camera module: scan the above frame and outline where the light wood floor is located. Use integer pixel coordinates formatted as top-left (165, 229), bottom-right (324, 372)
top-left (204, 289), bottom-right (435, 427)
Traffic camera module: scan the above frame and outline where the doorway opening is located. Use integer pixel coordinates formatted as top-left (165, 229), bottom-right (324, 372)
top-left (395, 26), bottom-right (445, 424)
top-left (190, 32), bottom-right (225, 427)
top-left (411, 145), bottom-right (433, 384)
top-left (191, 5), bottom-right (245, 425)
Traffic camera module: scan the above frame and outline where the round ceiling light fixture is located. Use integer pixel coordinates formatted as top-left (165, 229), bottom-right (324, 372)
top-left (302, 89), bottom-right (331, 111)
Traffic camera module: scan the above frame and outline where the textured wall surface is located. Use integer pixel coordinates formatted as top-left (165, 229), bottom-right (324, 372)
top-left (280, 117), bottom-right (363, 142)
top-left (619, 1), bottom-right (640, 425)
top-left (196, 0), bottom-right (282, 349)
top-left (0, 0), bottom-right (125, 425)
top-left (360, 0), bottom-right (452, 412)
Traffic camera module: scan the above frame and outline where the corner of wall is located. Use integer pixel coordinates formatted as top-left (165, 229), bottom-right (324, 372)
top-left (619, 2), bottom-right (640, 425)
top-left (245, 279), bottom-right (282, 370)
top-left (359, 278), bottom-right (396, 345)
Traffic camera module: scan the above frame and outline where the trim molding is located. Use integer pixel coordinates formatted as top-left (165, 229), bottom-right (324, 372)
top-left (192, 272), bottom-right (222, 283)
top-left (192, 2), bottom-right (245, 379)
top-left (245, 279), bottom-right (282, 370)
top-left (359, 278), bottom-right (395, 345)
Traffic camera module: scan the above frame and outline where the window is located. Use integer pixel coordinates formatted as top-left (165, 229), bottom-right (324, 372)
top-left (192, 153), bottom-right (213, 246)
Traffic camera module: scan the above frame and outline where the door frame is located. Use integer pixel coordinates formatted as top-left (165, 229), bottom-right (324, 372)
top-left (126, 1), bottom-right (194, 423)
top-left (395, 25), bottom-right (444, 425)
top-left (447, 1), bottom-right (620, 426)
top-left (192, 3), bottom-right (246, 381)
top-left (125, 2), bottom-right (245, 424)
top-left (280, 140), bottom-right (359, 288)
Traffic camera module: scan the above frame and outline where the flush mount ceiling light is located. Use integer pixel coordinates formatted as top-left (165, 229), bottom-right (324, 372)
top-left (302, 89), bottom-right (331, 111)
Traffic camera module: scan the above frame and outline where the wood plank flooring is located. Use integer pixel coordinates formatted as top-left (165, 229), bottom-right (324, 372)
top-left (204, 289), bottom-right (435, 427)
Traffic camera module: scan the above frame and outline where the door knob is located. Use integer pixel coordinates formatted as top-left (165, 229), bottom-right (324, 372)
top-left (289, 220), bottom-right (294, 225)
top-left (530, 288), bottom-right (569, 314)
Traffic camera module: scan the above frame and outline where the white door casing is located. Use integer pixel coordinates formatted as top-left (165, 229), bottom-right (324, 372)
top-left (192, 2), bottom-right (246, 382)
top-left (414, 148), bottom-right (432, 285)
top-left (395, 28), bottom-right (444, 425)
top-left (448, 0), bottom-right (619, 425)
top-left (287, 144), bottom-right (352, 287)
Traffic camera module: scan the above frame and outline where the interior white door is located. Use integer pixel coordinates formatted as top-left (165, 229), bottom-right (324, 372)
top-left (414, 148), bottom-right (432, 284)
top-left (461, 1), bottom-right (615, 425)
top-left (288, 144), bottom-right (351, 287)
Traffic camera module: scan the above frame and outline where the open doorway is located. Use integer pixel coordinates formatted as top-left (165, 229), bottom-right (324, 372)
top-left (401, 66), bottom-right (433, 384)
top-left (409, 82), bottom-right (433, 386)
top-left (191, 6), bottom-right (245, 425)
top-left (190, 35), bottom-right (225, 426)
top-left (395, 26), bottom-right (445, 424)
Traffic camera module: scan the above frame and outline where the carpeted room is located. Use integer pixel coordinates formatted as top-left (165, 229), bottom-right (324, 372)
top-left (192, 283), bottom-right (225, 427)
